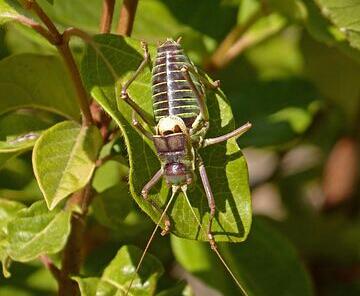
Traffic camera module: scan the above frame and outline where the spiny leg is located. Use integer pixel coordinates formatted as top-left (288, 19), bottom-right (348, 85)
top-left (203, 122), bottom-right (252, 147)
top-left (184, 64), bottom-right (220, 90)
top-left (142, 169), bottom-right (171, 236)
top-left (198, 155), bottom-right (217, 250)
top-left (131, 110), bottom-right (153, 141)
top-left (181, 65), bottom-right (209, 122)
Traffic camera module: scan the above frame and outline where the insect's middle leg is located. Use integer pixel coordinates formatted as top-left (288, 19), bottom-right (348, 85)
top-left (142, 169), bottom-right (171, 236)
top-left (198, 156), bottom-right (217, 250)
top-left (203, 122), bottom-right (252, 147)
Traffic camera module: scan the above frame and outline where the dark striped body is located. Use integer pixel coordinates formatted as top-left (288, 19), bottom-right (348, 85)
top-left (152, 40), bottom-right (203, 128)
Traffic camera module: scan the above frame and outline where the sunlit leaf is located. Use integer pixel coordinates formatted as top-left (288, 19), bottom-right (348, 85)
top-left (7, 200), bottom-right (72, 262)
top-left (315, 0), bottom-right (360, 50)
top-left (33, 121), bottom-right (102, 210)
top-left (81, 34), bottom-right (252, 242)
top-left (74, 246), bottom-right (164, 296)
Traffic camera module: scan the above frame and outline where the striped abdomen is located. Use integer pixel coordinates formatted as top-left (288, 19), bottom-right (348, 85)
top-left (152, 40), bottom-right (203, 127)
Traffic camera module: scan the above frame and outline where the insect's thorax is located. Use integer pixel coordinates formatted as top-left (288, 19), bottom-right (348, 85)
top-left (152, 40), bottom-right (203, 128)
top-left (153, 132), bottom-right (195, 186)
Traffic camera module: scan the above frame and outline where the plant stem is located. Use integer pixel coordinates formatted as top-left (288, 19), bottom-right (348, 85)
top-left (57, 42), bottom-right (93, 126)
top-left (22, 0), bottom-right (93, 125)
top-left (58, 184), bottom-right (93, 296)
top-left (99, 0), bottom-right (116, 33)
top-left (24, 0), bottom-right (62, 44)
top-left (205, 7), bottom-right (265, 72)
top-left (7, 14), bottom-right (55, 44)
top-left (116, 0), bottom-right (139, 36)
top-left (39, 255), bottom-right (61, 282)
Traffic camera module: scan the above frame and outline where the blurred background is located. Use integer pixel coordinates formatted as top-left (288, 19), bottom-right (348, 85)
top-left (0, 0), bottom-right (359, 295)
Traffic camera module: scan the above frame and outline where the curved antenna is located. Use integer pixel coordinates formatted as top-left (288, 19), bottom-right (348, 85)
top-left (181, 188), bottom-right (249, 296)
top-left (125, 188), bottom-right (178, 296)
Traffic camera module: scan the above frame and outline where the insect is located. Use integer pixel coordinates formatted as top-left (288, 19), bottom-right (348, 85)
top-left (119, 38), bottom-right (251, 294)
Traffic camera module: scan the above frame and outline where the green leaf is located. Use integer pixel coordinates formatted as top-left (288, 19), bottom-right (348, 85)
top-left (315, 0), bottom-right (360, 50)
top-left (33, 121), bottom-right (102, 210)
top-left (156, 282), bottom-right (194, 296)
top-left (0, 54), bottom-right (80, 120)
top-left (0, 111), bottom-right (56, 166)
top-left (74, 246), bottom-right (164, 296)
top-left (171, 218), bottom-right (314, 296)
top-left (92, 182), bottom-right (133, 230)
top-left (0, 198), bottom-right (25, 277)
top-left (7, 200), bottom-right (72, 262)
top-left (73, 277), bottom-right (99, 296)
top-left (81, 34), bottom-right (252, 242)
top-left (0, 0), bottom-right (20, 25)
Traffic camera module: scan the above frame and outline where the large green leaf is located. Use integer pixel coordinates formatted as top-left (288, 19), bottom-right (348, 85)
top-left (74, 245), bottom-right (164, 296)
top-left (0, 54), bottom-right (80, 120)
top-left (315, 0), bottom-right (360, 50)
top-left (81, 34), bottom-right (252, 242)
top-left (7, 200), bottom-right (72, 262)
top-left (0, 198), bottom-right (25, 277)
top-left (33, 121), bottom-right (102, 210)
top-left (171, 218), bottom-right (314, 296)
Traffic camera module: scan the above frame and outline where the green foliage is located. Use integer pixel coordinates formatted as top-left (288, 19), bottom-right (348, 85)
top-left (0, 0), bottom-right (359, 295)
top-left (33, 121), bottom-right (102, 210)
top-left (74, 245), bottom-right (164, 296)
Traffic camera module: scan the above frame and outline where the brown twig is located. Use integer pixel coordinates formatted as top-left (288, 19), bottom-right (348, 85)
top-left (6, 14), bottom-right (55, 44)
top-left (58, 184), bottom-right (93, 296)
top-left (23, 0), bottom-right (62, 44)
top-left (39, 255), bottom-right (61, 282)
top-left (20, 0), bottom-right (93, 125)
top-left (99, 0), bottom-right (116, 33)
top-left (116, 0), bottom-right (139, 36)
top-left (205, 7), bottom-right (265, 72)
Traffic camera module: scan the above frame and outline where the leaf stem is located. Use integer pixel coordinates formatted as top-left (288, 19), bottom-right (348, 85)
top-left (116, 0), bottom-right (139, 36)
top-left (99, 0), bottom-right (116, 33)
top-left (39, 255), bottom-right (61, 282)
top-left (21, 0), bottom-right (93, 125)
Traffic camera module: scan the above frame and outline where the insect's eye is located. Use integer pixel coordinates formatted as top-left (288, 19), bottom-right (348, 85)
top-left (174, 125), bottom-right (181, 133)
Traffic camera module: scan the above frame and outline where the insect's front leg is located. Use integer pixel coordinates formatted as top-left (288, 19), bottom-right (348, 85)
top-left (197, 155), bottom-right (218, 250)
top-left (131, 110), bottom-right (154, 140)
top-left (142, 169), bottom-right (171, 236)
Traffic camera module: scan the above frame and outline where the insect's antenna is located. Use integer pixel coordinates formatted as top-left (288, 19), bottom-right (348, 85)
top-left (181, 188), bottom-right (249, 296)
top-left (125, 187), bottom-right (178, 296)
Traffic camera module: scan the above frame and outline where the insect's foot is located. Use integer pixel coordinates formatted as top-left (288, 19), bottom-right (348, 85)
top-left (213, 80), bottom-right (221, 89)
top-left (120, 90), bottom-right (129, 100)
top-left (161, 221), bottom-right (171, 236)
top-left (208, 233), bottom-right (218, 250)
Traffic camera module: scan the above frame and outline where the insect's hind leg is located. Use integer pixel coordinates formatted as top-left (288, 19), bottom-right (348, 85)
top-left (142, 169), bottom-right (171, 236)
top-left (198, 156), bottom-right (218, 250)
